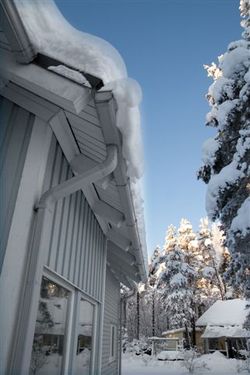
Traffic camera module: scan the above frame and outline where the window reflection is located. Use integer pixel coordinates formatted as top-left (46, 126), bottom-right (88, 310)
top-left (30, 277), bottom-right (69, 375)
top-left (75, 299), bottom-right (94, 375)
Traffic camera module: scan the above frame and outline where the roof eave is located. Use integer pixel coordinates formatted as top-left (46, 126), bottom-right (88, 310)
top-left (95, 91), bottom-right (147, 283)
top-left (0, 0), bottom-right (36, 63)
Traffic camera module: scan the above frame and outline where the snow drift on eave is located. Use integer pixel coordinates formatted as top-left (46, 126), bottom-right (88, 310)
top-left (14, 0), bottom-right (127, 84)
top-left (14, 0), bottom-right (148, 273)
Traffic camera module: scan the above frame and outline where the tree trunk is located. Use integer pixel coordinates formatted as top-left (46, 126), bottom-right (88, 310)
top-left (191, 316), bottom-right (196, 347)
top-left (185, 324), bottom-right (191, 349)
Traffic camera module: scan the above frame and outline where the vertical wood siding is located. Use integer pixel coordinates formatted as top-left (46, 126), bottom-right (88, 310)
top-left (102, 267), bottom-right (120, 375)
top-left (43, 135), bottom-right (106, 301)
top-left (0, 96), bottom-right (34, 272)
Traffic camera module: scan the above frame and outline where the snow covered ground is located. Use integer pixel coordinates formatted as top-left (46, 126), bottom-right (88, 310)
top-left (122, 351), bottom-right (243, 375)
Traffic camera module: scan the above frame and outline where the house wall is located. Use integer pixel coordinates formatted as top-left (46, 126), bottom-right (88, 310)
top-left (42, 134), bottom-right (106, 302)
top-left (0, 96), bottom-right (34, 272)
top-left (0, 98), bottom-right (108, 374)
top-left (102, 266), bottom-right (121, 375)
top-left (0, 109), bottom-right (52, 374)
top-left (164, 330), bottom-right (203, 351)
top-left (195, 331), bottom-right (204, 352)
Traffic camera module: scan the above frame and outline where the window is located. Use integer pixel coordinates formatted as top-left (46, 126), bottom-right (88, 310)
top-left (75, 298), bottom-right (95, 375)
top-left (29, 272), bottom-right (97, 375)
top-left (109, 324), bottom-right (117, 362)
top-left (30, 276), bottom-right (70, 375)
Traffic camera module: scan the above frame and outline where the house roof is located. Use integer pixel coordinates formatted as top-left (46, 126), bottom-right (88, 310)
top-left (196, 299), bottom-right (249, 327)
top-left (0, 0), bottom-right (148, 285)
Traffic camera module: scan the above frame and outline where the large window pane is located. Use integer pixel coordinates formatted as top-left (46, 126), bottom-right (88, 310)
top-left (30, 276), bottom-right (69, 375)
top-left (75, 298), bottom-right (94, 375)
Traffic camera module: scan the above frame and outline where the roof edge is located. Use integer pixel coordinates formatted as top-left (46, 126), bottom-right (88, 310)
top-left (0, 0), bottom-right (36, 63)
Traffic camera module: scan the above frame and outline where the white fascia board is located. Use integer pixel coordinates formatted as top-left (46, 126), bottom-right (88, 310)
top-left (0, 49), bottom-right (91, 114)
top-left (49, 110), bottom-right (80, 162)
top-left (1, 82), bottom-right (59, 123)
top-left (48, 111), bottom-right (109, 235)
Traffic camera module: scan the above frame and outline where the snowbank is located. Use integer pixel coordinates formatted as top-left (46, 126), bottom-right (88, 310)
top-left (122, 351), bottom-right (240, 375)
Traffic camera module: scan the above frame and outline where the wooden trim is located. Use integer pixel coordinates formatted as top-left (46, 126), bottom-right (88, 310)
top-left (0, 49), bottom-right (92, 114)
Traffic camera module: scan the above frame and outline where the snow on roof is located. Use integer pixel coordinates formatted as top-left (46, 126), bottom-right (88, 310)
top-left (196, 299), bottom-right (249, 327)
top-left (14, 0), bottom-right (127, 84)
top-left (202, 325), bottom-right (250, 338)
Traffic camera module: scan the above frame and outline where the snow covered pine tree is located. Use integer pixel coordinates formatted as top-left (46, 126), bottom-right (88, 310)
top-left (158, 223), bottom-right (196, 348)
top-left (198, 0), bottom-right (250, 299)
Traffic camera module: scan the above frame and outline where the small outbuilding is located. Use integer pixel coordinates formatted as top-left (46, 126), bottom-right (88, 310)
top-left (196, 299), bottom-right (250, 358)
top-left (162, 327), bottom-right (203, 352)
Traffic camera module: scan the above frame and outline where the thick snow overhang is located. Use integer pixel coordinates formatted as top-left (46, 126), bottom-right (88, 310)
top-left (201, 325), bottom-right (250, 339)
top-left (0, 0), bottom-right (148, 286)
top-left (196, 299), bottom-right (250, 327)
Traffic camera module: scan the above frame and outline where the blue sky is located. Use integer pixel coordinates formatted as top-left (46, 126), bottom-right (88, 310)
top-left (55, 0), bottom-right (242, 255)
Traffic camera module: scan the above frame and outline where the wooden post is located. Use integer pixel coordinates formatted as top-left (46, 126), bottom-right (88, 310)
top-left (136, 291), bottom-right (140, 340)
top-left (152, 291), bottom-right (155, 337)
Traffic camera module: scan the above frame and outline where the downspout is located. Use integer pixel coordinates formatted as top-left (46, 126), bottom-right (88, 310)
top-left (36, 144), bottom-right (117, 209)
top-left (10, 145), bottom-right (118, 375)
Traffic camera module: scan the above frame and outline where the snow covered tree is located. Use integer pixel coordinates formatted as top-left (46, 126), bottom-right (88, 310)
top-left (198, 0), bottom-right (250, 297)
top-left (159, 222), bottom-right (197, 347)
top-left (197, 218), bottom-right (230, 302)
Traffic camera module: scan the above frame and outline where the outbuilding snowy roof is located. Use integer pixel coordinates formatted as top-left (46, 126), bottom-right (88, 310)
top-left (196, 299), bottom-right (249, 327)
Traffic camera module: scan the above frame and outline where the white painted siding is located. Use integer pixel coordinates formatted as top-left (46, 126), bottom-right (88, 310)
top-left (42, 134), bottom-right (106, 302)
top-left (0, 112), bottom-right (52, 375)
top-left (102, 267), bottom-right (121, 375)
top-left (0, 27), bottom-right (11, 51)
top-left (0, 96), bottom-right (34, 271)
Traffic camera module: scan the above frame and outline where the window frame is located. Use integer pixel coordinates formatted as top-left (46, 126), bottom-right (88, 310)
top-left (109, 324), bottom-right (117, 363)
top-left (71, 290), bottom-right (98, 375)
top-left (32, 267), bottom-right (99, 375)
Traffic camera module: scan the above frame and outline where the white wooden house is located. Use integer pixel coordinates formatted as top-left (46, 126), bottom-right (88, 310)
top-left (196, 299), bottom-right (250, 358)
top-left (0, 1), bottom-right (148, 374)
